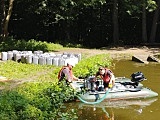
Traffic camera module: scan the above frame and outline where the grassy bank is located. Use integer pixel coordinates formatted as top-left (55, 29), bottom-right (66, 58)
top-left (0, 39), bottom-right (113, 119)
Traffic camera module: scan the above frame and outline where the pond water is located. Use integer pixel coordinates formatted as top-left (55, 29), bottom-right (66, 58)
top-left (65, 60), bottom-right (160, 120)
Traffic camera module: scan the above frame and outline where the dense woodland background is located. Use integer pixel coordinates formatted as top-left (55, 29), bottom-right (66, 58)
top-left (0, 0), bottom-right (160, 48)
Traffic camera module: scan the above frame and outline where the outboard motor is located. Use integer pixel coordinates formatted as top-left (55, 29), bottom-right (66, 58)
top-left (131, 72), bottom-right (146, 86)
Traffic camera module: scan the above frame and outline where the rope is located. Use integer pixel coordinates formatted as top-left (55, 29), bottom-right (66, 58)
top-left (77, 89), bottom-right (110, 104)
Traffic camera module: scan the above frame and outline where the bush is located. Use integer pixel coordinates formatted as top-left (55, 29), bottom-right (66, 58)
top-left (0, 37), bottom-right (63, 52)
top-left (0, 81), bottom-right (77, 119)
top-left (73, 54), bottom-right (113, 77)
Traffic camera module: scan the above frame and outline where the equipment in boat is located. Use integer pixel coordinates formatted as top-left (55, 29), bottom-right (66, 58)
top-left (73, 72), bottom-right (158, 104)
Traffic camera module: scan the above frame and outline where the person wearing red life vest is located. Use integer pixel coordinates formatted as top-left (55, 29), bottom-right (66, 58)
top-left (58, 62), bottom-right (79, 84)
top-left (93, 66), bottom-right (115, 91)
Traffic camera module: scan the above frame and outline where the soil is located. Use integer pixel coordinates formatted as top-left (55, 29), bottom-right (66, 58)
top-left (55, 46), bottom-right (160, 58)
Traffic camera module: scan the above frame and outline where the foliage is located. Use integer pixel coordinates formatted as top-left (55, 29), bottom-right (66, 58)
top-left (146, 0), bottom-right (157, 12)
top-left (124, 0), bottom-right (157, 15)
top-left (0, 51), bottom-right (112, 119)
top-left (0, 37), bottom-right (63, 52)
top-left (0, 81), bottom-right (77, 119)
top-left (1, 0), bottom-right (159, 48)
top-left (73, 54), bottom-right (113, 77)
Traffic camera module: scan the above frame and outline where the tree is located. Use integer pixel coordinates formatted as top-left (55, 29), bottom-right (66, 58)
top-left (0, 0), bottom-right (5, 39)
top-left (112, 0), bottom-right (119, 45)
top-left (0, 0), bottom-right (14, 40)
top-left (142, 0), bottom-right (157, 43)
top-left (149, 0), bottom-right (160, 43)
top-left (123, 0), bottom-right (157, 44)
top-left (142, 0), bottom-right (148, 43)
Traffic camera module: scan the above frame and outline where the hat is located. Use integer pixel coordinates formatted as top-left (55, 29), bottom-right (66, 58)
top-left (67, 61), bottom-right (75, 67)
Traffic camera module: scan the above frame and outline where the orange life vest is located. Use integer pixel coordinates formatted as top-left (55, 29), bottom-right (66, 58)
top-left (58, 66), bottom-right (73, 80)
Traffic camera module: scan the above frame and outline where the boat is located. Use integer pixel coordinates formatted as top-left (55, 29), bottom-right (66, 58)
top-left (78, 97), bottom-right (158, 108)
top-left (72, 72), bottom-right (158, 103)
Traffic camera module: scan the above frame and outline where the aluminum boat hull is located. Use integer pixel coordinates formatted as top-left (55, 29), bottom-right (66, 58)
top-left (72, 77), bottom-right (158, 101)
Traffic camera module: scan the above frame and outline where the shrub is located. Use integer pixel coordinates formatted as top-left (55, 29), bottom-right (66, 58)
top-left (73, 54), bottom-right (112, 77)
top-left (0, 37), bottom-right (63, 52)
top-left (0, 81), bottom-right (77, 119)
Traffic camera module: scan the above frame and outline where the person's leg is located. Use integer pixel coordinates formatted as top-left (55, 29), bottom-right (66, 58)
top-left (95, 81), bottom-right (99, 90)
top-left (90, 82), bottom-right (94, 91)
top-left (103, 82), bottom-right (109, 91)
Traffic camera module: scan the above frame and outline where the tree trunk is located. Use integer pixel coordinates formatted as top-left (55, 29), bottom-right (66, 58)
top-left (0, 0), bottom-right (5, 38)
top-left (149, 0), bottom-right (160, 43)
top-left (3, 0), bottom-right (14, 39)
top-left (112, 0), bottom-right (119, 45)
top-left (142, 2), bottom-right (148, 43)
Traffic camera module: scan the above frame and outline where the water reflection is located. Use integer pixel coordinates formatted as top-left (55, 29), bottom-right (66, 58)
top-left (79, 98), bottom-right (158, 108)
top-left (64, 98), bottom-right (157, 120)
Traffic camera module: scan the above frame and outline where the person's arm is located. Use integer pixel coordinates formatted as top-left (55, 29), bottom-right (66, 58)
top-left (109, 72), bottom-right (115, 85)
top-left (72, 75), bottom-right (85, 81)
top-left (72, 75), bottom-right (79, 81)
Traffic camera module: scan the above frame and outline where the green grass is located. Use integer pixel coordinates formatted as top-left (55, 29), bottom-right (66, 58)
top-left (0, 60), bottom-right (54, 80)
top-left (0, 51), bottom-right (113, 119)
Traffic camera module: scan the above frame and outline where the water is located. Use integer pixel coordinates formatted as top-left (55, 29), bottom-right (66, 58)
top-left (64, 60), bottom-right (160, 120)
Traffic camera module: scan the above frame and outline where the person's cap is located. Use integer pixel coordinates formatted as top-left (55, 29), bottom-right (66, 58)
top-left (67, 61), bottom-right (75, 67)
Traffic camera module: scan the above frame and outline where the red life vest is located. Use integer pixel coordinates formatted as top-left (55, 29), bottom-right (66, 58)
top-left (99, 68), bottom-right (112, 83)
top-left (58, 66), bottom-right (73, 80)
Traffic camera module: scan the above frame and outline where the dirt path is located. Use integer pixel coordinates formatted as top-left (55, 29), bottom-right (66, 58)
top-left (55, 46), bottom-right (160, 58)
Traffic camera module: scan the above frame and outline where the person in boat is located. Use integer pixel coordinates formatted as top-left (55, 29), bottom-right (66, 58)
top-left (92, 66), bottom-right (115, 91)
top-left (58, 61), bottom-right (79, 86)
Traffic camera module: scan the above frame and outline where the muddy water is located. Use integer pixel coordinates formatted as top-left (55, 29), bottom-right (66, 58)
top-left (65, 60), bottom-right (160, 120)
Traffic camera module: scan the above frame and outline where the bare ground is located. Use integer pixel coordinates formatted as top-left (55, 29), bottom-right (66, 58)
top-left (55, 46), bottom-right (160, 58)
